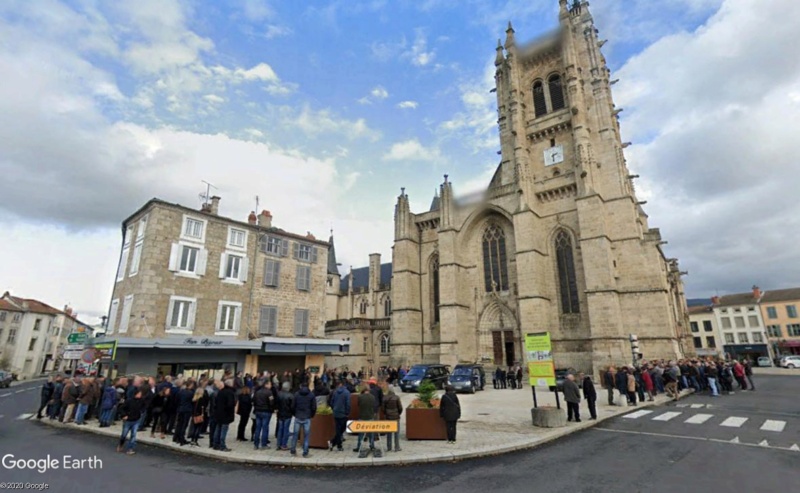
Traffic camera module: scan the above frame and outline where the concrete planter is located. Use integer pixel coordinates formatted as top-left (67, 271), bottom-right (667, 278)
top-left (531, 406), bottom-right (567, 428)
top-left (405, 407), bottom-right (447, 440)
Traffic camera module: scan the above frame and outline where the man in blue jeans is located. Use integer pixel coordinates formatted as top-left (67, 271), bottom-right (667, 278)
top-left (212, 379), bottom-right (236, 452)
top-left (290, 382), bottom-right (317, 457)
top-left (117, 390), bottom-right (145, 455)
top-left (252, 380), bottom-right (275, 450)
top-left (329, 381), bottom-right (351, 451)
top-left (276, 382), bottom-right (294, 450)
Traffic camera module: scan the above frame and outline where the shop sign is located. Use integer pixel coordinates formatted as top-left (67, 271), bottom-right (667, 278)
top-left (183, 338), bottom-right (225, 346)
top-left (525, 332), bottom-right (556, 387)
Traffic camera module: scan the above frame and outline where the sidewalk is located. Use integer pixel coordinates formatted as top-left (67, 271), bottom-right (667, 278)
top-left (39, 385), bottom-right (686, 467)
top-left (753, 367), bottom-right (800, 376)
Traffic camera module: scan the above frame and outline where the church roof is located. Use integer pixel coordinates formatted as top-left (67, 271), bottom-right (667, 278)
top-left (327, 235), bottom-right (340, 276)
top-left (429, 191), bottom-right (440, 211)
top-left (340, 263), bottom-right (392, 291)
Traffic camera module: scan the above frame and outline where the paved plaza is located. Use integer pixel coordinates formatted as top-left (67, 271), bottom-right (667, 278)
top-left (40, 383), bottom-right (685, 466)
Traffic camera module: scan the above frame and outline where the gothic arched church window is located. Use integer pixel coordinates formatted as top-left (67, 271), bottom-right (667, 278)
top-left (533, 80), bottom-right (547, 117)
top-left (359, 298), bottom-right (368, 315)
top-left (555, 230), bottom-right (580, 314)
top-left (549, 74), bottom-right (565, 111)
top-left (380, 333), bottom-right (391, 354)
top-left (482, 224), bottom-right (509, 292)
top-left (431, 255), bottom-right (440, 324)
top-left (384, 296), bottom-right (392, 317)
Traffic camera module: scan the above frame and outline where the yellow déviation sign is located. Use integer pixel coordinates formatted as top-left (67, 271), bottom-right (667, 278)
top-left (525, 332), bottom-right (556, 388)
top-left (346, 420), bottom-right (399, 433)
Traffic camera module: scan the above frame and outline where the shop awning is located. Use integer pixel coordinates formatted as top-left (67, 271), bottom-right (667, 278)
top-left (261, 336), bottom-right (350, 355)
top-left (91, 336), bottom-right (261, 350)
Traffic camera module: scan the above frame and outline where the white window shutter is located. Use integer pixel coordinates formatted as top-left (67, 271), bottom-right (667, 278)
top-left (165, 299), bottom-right (175, 329)
top-left (281, 239), bottom-right (289, 257)
top-left (107, 300), bottom-right (119, 334)
top-left (292, 242), bottom-right (299, 259)
top-left (197, 249), bottom-right (208, 276)
top-left (188, 301), bottom-right (197, 331)
top-left (168, 243), bottom-right (180, 271)
top-left (239, 257), bottom-right (249, 282)
top-left (311, 246), bottom-right (318, 263)
top-left (118, 247), bottom-right (129, 281)
top-left (233, 305), bottom-right (241, 332)
top-left (270, 307), bottom-right (277, 335)
top-left (218, 253), bottom-right (227, 279)
top-left (215, 302), bottom-right (223, 332)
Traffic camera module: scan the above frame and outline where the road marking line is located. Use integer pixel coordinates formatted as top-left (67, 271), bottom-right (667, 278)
top-left (690, 404), bottom-right (705, 409)
top-left (760, 420), bottom-right (786, 432)
top-left (720, 416), bottom-right (748, 428)
top-left (676, 404), bottom-right (689, 408)
top-left (759, 440), bottom-right (769, 447)
top-left (0, 394), bottom-right (11, 398)
top-left (16, 413), bottom-right (34, 420)
top-left (593, 428), bottom-right (799, 453)
top-left (15, 390), bottom-right (26, 394)
top-left (652, 411), bottom-right (682, 421)
top-left (623, 410), bottom-right (653, 419)
top-left (685, 413), bottom-right (713, 424)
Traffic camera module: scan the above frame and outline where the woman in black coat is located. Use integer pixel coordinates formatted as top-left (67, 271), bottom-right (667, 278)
top-left (439, 385), bottom-right (461, 444)
top-left (236, 387), bottom-right (253, 441)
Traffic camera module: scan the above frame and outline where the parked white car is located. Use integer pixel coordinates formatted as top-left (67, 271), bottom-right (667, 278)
top-left (780, 355), bottom-right (800, 369)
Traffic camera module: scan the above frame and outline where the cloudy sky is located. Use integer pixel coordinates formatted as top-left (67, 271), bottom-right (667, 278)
top-left (1, 0), bottom-right (798, 322)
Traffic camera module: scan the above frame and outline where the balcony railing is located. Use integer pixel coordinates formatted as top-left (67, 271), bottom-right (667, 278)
top-left (325, 318), bottom-right (391, 331)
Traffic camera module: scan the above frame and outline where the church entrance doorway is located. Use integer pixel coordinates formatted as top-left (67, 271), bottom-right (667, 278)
top-left (480, 302), bottom-right (519, 367)
top-left (504, 340), bottom-right (515, 367)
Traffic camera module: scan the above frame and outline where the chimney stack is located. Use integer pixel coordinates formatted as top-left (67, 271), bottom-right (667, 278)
top-left (306, 231), bottom-right (316, 240)
top-left (752, 285), bottom-right (762, 300)
top-left (711, 296), bottom-right (720, 305)
top-left (258, 210), bottom-right (272, 228)
top-left (248, 211), bottom-right (257, 225)
top-left (209, 196), bottom-right (221, 215)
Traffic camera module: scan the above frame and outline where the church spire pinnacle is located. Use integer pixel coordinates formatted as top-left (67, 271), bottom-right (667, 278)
top-left (504, 21), bottom-right (515, 49)
top-left (495, 39), bottom-right (504, 66)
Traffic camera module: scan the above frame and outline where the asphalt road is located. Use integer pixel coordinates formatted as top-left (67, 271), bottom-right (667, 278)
top-left (1, 375), bottom-right (798, 493)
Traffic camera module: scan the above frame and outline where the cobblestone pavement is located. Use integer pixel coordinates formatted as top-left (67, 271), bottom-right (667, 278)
top-left (40, 384), bottom-right (685, 466)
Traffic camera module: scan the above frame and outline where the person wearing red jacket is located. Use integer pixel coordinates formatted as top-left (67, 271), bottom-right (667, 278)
top-left (733, 361), bottom-right (747, 390)
top-left (641, 366), bottom-right (655, 402)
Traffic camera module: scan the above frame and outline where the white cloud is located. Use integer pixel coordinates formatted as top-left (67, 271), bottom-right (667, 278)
top-left (406, 29), bottom-right (436, 66)
top-left (358, 85), bottom-right (390, 104)
top-left (382, 139), bottom-right (442, 162)
top-left (265, 24), bottom-right (293, 39)
top-left (203, 94), bottom-right (225, 104)
top-left (438, 61), bottom-right (498, 153)
top-left (397, 100), bottom-right (419, 109)
top-left (294, 104), bottom-right (381, 141)
top-left (612, 0), bottom-right (800, 296)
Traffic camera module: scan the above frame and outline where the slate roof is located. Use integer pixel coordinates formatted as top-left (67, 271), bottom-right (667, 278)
top-left (340, 263), bottom-right (393, 291)
top-left (430, 192), bottom-right (440, 211)
top-left (761, 287), bottom-right (800, 303)
top-left (688, 305), bottom-right (713, 315)
top-left (715, 292), bottom-right (759, 308)
top-left (686, 298), bottom-right (710, 308)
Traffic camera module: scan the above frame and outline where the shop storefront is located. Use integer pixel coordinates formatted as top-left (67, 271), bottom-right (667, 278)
top-left (722, 343), bottom-right (769, 361)
top-left (90, 336), bottom-right (349, 380)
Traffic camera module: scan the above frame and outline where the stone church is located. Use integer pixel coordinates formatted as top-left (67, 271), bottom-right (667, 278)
top-left (326, 1), bottom-right (691, 376)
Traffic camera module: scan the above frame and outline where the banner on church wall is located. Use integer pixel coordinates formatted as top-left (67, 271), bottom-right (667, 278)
top-left (525, 332), bottom-right (556, 387)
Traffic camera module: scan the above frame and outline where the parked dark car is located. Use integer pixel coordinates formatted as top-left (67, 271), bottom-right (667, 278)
top-left (399, 364), bottom-right (450, 392)
top-left (548, 368), bottom-right (573, 392)
top-left (0, 370), bottom-right (12, 388)
top-left (449, 364), bottom-right (485, 393)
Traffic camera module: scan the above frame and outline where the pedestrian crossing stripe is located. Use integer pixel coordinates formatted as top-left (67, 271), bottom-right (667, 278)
top-left (690, 404), bottom-right (704, 409)
top-left (623, 410), bottom-right (654, 419)
top-left (720, 416), bottom-right (748, 428)
top-left (652, 411), bottom-right (682, 421)
top-left (676, 404), bottom-right (689, 408)
top-left (684, 413), bottom-right (713, 424)
top-left (16, 413), bottom-right (34, 420)
top-left (760, 420), bottom-right (786, 432)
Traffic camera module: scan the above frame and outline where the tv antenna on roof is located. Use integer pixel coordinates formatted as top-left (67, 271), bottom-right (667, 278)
top-left (199, 180), bottom-right (217, 207)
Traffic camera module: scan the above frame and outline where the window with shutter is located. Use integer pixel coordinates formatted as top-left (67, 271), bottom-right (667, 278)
top-left (107, 299), bottom-right (120, 334)
top-left (311, 246), bottom-right (318, 263)
top-left (264, 260), bottom-right (280, 287)
top-left (259, 305), bottom-right (278, 335)
top-left (292, 242), bottom-right (299, 259)
top-left (117, 246), bottom-right (129, 282)
top-left (296, 265), bottom-right (311, 291)
top-left (294, 309), bottom-right (309, 336)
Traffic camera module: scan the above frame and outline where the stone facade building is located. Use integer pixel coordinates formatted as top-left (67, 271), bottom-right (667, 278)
top-left (758, 287), bottom-right (800, 357)
top-left (326, 2), bottom-right (690, 377)
top-left (100, 197), bottom-right (347, 379)
top-left (688, 305), bottom-right (721, 358)
top-left (711, 287), bottom-right (770, 361)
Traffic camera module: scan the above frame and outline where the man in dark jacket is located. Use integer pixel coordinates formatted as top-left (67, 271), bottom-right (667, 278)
top-left (615, 367), bottom-right (629, 406)
top-left (117, 390), bottom-right (145, 455)
top-left (74, 378), bottom-right (95, 425)
top-left (355, 387), bottom-right (376, 457)
top-left (212, 379), bottom-right (236, 451)
top-left (49, 376), bottom-right (64, 420)
top-left (604, 366), bottom-right (616, 406)
top-left (328, 381), bottom-right (351, 452)
top-left (382, 385), bottom-right (403, 452)
top-left (290, 383), bottom-right (317, 457)
top-left (276, 382), bottom-right (294, 451)
top-left (368, 378), bottom-right (383, 415)
top-left (440, 385), bottom-right (461, 443)
top-left (253, 380), bottom-right (275, 450)
top-left (563, 374), bottom-right (581, 422)
top-left (173, 381), bottom-right (194, 446)
top-left (578, 372), bottom-right (597, 420)
top-left (37, 376), bottom-right (55, 419)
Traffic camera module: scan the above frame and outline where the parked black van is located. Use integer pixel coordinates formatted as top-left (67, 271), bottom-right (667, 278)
top-left (399, 364), bottom-right (450, 392)
top-left (450, 364), bottom-right (485, 393)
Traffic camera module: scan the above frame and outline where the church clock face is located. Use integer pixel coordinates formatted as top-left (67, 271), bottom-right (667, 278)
top-left (543, 144), bottom-right (564, 166)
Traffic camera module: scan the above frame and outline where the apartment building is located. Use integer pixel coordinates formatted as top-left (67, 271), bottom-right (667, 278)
top-left (687, 305), bottom-right (721, 357)
top-left (760, 287), bottom-right (800, 357)
top-left (711, 286), bottom-right (771, 361)
top-left (99, 196), bottom-right (348, 380)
